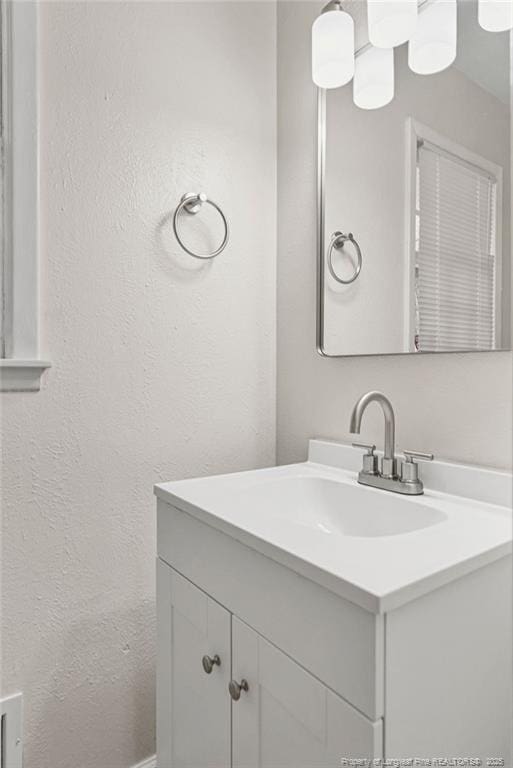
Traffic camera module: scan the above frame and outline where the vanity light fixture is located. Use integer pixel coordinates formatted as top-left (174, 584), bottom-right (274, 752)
top-left (353, 45), bottom-right (394, 109)
top-left (408, 0), bottom-right (457, 75)
top-left (312, 0), bottom-right (512, 107)
top-left (367, 0), bottom-right (418, 48)
top-left (478, 0), bottom-right (513, 32)
top-left (312, 0), bottom-right (355, 89)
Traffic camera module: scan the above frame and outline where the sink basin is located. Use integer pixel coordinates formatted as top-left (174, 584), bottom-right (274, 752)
top-left (155, 439), bottom-right (512, 612)
top-left (230, 477), bottom-right (447, 538)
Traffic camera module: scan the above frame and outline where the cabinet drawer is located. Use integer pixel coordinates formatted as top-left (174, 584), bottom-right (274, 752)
top-left (158, 499), bottom-right (384, 719)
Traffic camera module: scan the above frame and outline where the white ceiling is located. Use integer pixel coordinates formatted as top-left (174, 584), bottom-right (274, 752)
top-left (455, 0), bottom-right (510, 105)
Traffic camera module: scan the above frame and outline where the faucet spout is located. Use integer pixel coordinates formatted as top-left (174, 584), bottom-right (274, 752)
top-left (350, 391), bottom-right (396, 476)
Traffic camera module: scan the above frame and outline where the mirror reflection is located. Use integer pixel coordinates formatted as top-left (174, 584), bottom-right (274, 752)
top-left (319, 0), bottom-right (511, 356)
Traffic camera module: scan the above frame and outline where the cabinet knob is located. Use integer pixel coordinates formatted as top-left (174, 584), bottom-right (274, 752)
top-left (228, 678), bottom-right (249, 701)
top-left (202, 654), bottom-right (221, 674)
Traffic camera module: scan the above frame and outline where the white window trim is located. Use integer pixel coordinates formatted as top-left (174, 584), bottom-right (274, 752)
top-left (0, 693), bottom-right (23, 768)
top-left (1, 1), bottom-right (50, 391)
top-left (404, 117), bottom-right (504, 353)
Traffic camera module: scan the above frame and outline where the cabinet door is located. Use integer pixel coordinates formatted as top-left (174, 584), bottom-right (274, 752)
top-left (157, 560), bottom-right (231, 768)
top-left (231, 617), bottom-right (383, 768)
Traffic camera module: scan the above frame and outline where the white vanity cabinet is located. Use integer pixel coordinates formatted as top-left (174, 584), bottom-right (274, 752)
top-left (157, 557), bottom-right (382, 768)
top-left (155, 441), bottom-right (513, 768)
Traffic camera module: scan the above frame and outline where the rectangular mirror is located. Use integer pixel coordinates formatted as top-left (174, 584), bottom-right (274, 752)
top-left (317, 0), bottom-right (511, 357)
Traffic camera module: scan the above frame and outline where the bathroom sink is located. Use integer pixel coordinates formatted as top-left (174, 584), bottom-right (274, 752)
top-left (155, 439), bottom-right (512, 612)
top-left (230, 477), bottom-right (446, 538)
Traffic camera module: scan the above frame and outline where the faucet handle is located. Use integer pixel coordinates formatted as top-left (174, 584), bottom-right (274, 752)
top-left (402, 450), bottom-right (434, 462)
top-left (352, 442), bottom-right (376, 454)
top-left (400, 450), bottom-right (433, 487)
top-left (352, 443), bottom-right (378, 475)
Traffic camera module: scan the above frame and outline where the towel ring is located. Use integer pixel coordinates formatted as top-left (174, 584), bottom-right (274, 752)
top-left (327, 231), bottom-right (362, 285)
top-left (173, 192), bottom-right (229, 259)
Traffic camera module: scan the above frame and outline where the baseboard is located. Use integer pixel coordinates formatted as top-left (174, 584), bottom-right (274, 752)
top-left (130, 756), bottom-right (156, 768)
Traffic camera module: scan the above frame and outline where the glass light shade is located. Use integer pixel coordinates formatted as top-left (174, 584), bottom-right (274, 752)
top-left (353, 46), bottom-right (394, 109)
top-left (478, 0), bottom-right (513, 32)
top-left (367, 0), bottom-right (418, 48)
top-left (312, 9), bottom-right (355, 89)
top-left (408, 0), bottom-right (457, 75)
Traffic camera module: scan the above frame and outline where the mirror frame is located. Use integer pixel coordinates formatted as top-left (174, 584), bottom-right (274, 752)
top-left (316, 87), bottom-right (510, 359)
top-left (316, 88), bottom-right (329, 356)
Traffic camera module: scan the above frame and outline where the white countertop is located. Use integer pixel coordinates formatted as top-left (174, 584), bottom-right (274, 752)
top-left (155, 441), bottom-right (512, 613)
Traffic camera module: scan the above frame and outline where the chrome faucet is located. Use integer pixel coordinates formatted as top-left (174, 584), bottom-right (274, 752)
top-left (349, 390), bottom-right (433, 495)
top-left (350, 391), bottom-right (397, 478)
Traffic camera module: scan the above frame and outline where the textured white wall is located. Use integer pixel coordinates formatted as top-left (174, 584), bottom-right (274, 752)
top-left (2, 3), bottom-right (511, 767)
top-left (1, 3), bottom-right (276, 767)
top-left (277, 0), bottom-right (512, 469)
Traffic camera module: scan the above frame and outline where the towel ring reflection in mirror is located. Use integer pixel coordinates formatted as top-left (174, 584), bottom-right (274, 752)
top-left (173, 192), bottom-right (229, 259)
top-left (327, 231), bottom-right (362, 285)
